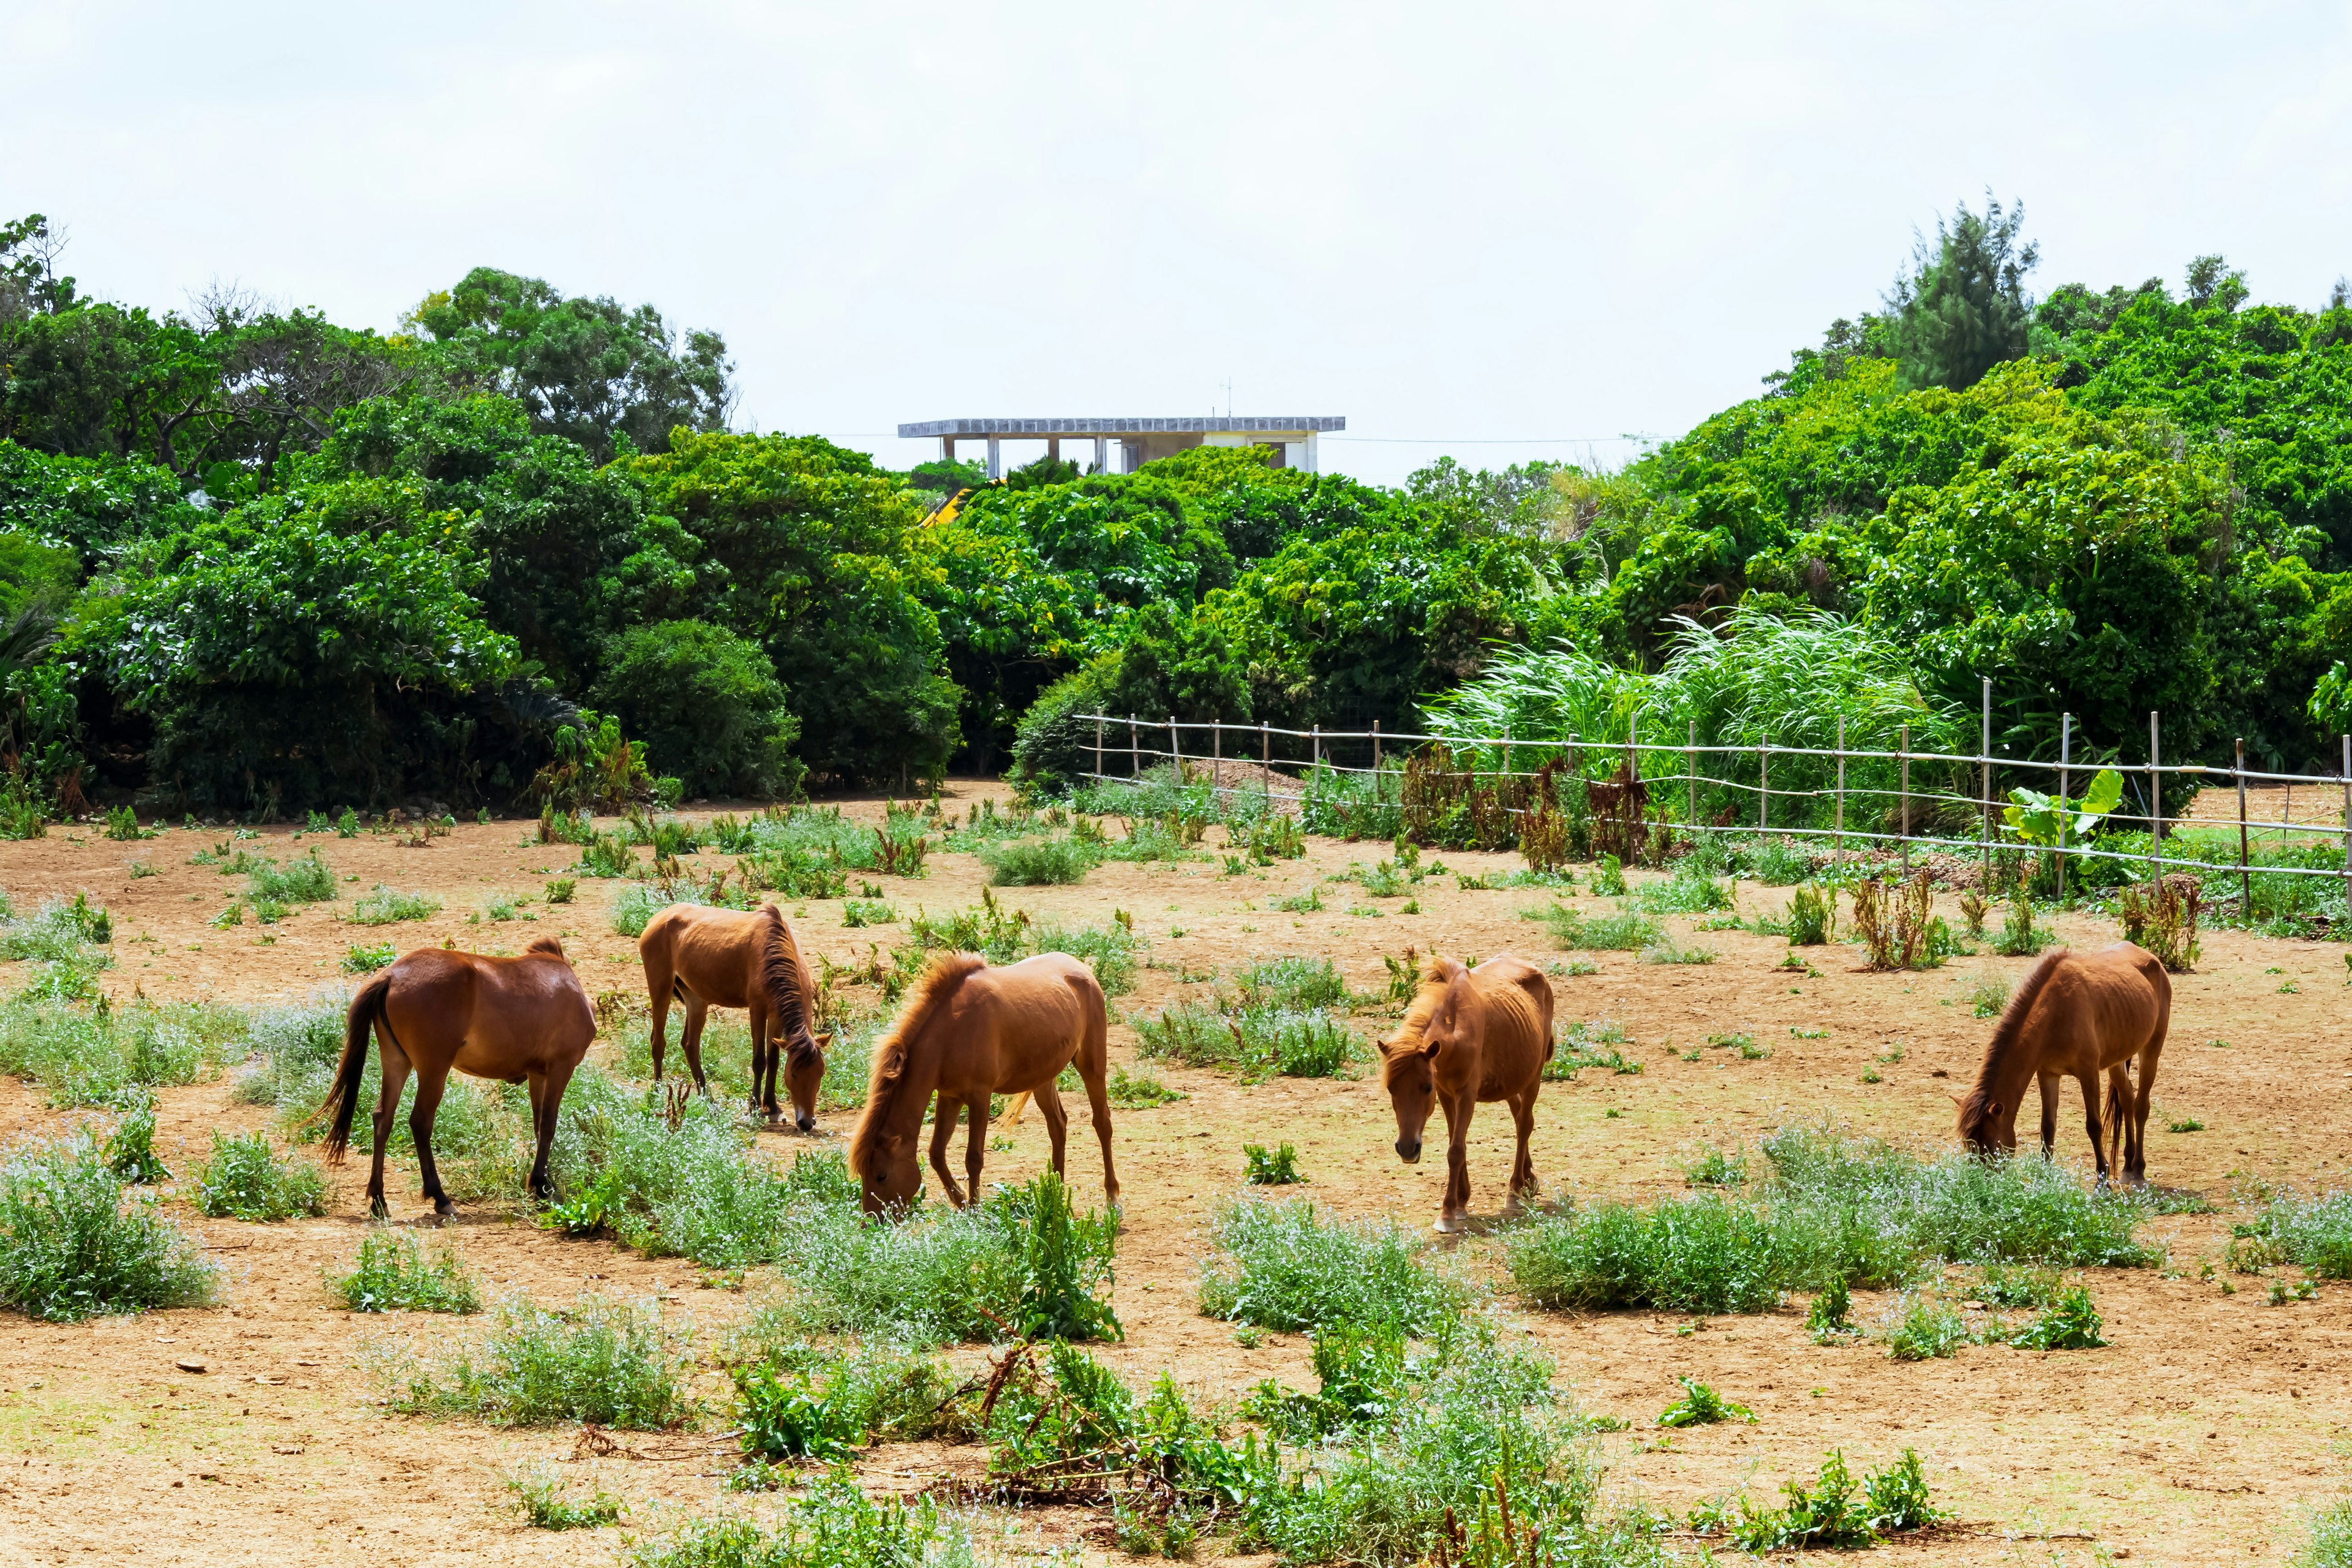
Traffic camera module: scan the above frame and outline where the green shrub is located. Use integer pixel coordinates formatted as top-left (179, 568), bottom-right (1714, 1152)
top-left (545, 877), bottom-right (577, 904)
top-left (981, 835), bottom-right (1097, 886)
top-left (1640, 938), bottom-right (1717, 965)
top-left (1877, 1293), bottom-right (1969, 1360)
top-left (505, 1461), bottom-right (623, 1530)
top-left (328, 1229), bottom-right (482, 1313)
top-left (0, 1134), bottom-right (217, 1320)
top-left (592, 619), bottom-right (803, 800)
top-left (1627, 868), bottom-right (1732, 914)
top-left (1509, 1193), bottom-right (1789, 1314)
top-left (194, 1131), bottom-right (327, 1221)
top-left (2007, 1285), bottom-right (2108, 1349)
top-left (2296, 1498), bottom-right (2352, 1567)
top-left (1234, 954), bottom-right (1349, 1011)
top-left (0, 992), bottom-right (245, 1107)
top-left (2242, 1189), bottom-right (2352, 1278)
top-left (1968, 973), bottom-right (2010, 1017)
top-left (840, 898), bottom-right (896, 927)
top-left (1589, 854), bottom-right (1627, 895)
top-left (624, 1476), bottom-right (981, 1568)
top-left (730, 1342), bottom-right (965, 1463)
top-left (380, 1292), bottom-right (695, 1428)
top-left (1106, 1063), bottom-right (1183, 1107)
top-left (104, 806), bottom-right (151, 842)
top-left (102, 1088), bottom-right (170, 1185)
top-left (1656, 1375), bottom-right (1754, 1427)
top-left (1683, 1145), bottom-right (1747, 1186)
top-left (1806, 1277), bottom-right (1856, 1343)
top-left (1533, 905), bottom-right (1657, 951)
top-left (1197, 1197), bottom-right (1466, 1333)
top-left (247, 851), bottom-right (337, 904)
top-left (1787, 883), bottom-right (1834, 944)
top-left (341, 941), bottom-right (398, 975)
top-left (1244, 1142), bottom-right (1303, 1185)
top-left (348, 885), bottom-right (440, 925)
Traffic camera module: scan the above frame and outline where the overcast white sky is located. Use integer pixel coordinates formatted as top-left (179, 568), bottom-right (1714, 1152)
top-left (7, 2), bottom-right (2351, 486)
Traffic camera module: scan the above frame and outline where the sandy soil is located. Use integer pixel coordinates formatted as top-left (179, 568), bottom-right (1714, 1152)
top-left (0, 786), bottom-right (2347, 1565)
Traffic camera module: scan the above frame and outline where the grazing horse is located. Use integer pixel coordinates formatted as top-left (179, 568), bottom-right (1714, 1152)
top-left (848, 951), bottom-right (1119, 1215)
top-left (1957, 943), bottom-right (2171, 1185)
top-left (638, 903), bottom-right (828, 1129)
top-left (315, 937), bottom-right (594, 1216)
top-left (1379, 954), bottom-right (1555, 1233)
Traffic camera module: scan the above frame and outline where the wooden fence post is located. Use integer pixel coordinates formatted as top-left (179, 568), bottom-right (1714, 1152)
top-left (1759, 736), bottom-right (1769, 836)
top-left (1169, 715), bottom-right (1180, 780)
top-left (2149, 711), bottom-right (2162, 881)
top-left (1372, 720), bottom-right (1382, 773)
top-left (1981, 678), bottom-right (1993, 889)
top-left (1093, 716), bottom-right (1103, 783)
top-left (1261, 722), bottom-right (1270, 766)
top-left (2237, 735), bottom-right (2251, 913)
top-left (1130, 715), bottom-right (1140, 779)
top-left (1834, 715), bottom-right (1846, 860)
top-left (2057, 712), bottom-right (2072, 906)
top-left (1899, 722), bottom-right (1910, 878)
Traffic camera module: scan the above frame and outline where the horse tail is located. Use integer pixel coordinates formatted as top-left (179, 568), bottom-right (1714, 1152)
top-left (314, 968), bottom-right (393, 1164)
top-left (756, 905), bottom-right (814, 1057)
top-left (1959, 946), bottom-right (2070, 1143)
top-left (849, 952), bottom-right (984, 1179)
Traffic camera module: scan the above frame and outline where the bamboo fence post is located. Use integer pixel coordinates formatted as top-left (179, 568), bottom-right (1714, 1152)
top-left (1899, 722), bottom-right (1911, 878)
top-left (1093, 717), bottom-right (1103, 783)
top-left (2149, 711), bottom-right (2162, 881)
top-left (2057, 712), bottom-right (2072, 907)
top-left (1687, 719), bottom-right (1697, 829)
top-left (2342, 734), bottom-right (2350, 913)
top-left (1130, 715), bottom-right (1140, 779)
top-left (1834, 715), bottom-right (1846, 860)
top-left (1372, 720), bottom-right (1382, 772)
top-left (1759, 736), bottom-right (1770, 835)
top-left (1312, 725), bottom-right (1321, 772)
top-left (1261, 722), bottom-right (1270, 766)
top-left (1629, 712), bottom-right (1639, 783)
top-left (2237, 736), bottom-right (2252, 913)
top-left (1169, 715), bottom-right (1180, 780)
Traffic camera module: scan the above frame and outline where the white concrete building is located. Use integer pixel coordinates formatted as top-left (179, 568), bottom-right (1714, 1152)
top-left (895, 415), bottom-right (1345, 479)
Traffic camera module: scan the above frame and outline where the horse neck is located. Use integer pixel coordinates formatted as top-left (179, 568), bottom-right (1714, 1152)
top-left (875, 1018), bottom-right (944, 1148)
top-left (1970, 1025), bottom-right (2043, 1122)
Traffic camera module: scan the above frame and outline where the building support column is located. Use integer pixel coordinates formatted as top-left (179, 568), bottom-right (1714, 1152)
top-left (1093, 436), bottom-right (1108, 474)
top-left (1046, 437), bottom-right (1060, 463)
top-left (1302, 432), bottom-right (1321, 473)
top-left (940, 436), bottom-right (954, 464)
top-left (986, 436), bottom-right (1001, 480)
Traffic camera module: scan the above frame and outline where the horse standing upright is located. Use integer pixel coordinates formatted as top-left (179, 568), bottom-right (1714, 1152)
top-left (848, 951), bottom-right (1119, 1215)
top-left (1956, 942), bottom-right (2171, 1185)
top-left (638, 902), bottom-right (828, 1128)
top-left (1379, 954), bottom-right (1555, 1233)
top-left (315, 936), bottom-right (594, 1217)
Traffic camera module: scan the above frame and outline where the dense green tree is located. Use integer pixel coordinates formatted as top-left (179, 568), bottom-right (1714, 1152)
top-left (410, 268), bottom-right (732, 462)
top-left (591, 619), bottom-right (801, 799)
top-left (1883, 197), bottom-right (2039, 391)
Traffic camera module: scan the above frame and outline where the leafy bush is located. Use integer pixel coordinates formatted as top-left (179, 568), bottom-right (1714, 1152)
top-left (592, 619), bottom-right (802, 799)
top-left (2236, 1188), bottom-right (2352, 1279)
top-left (348, 885), bottom-right (440, 925)
top-left (0, 992), bottom-right (245, 1108)
top-left (1105, 1063), bottom-right (1183, 1107)
top-left (1509, 1193), bottom-right (1789, 1314)
top-left (981, 835), bottom-right (1097, 886)
top-left (1787, 883), bottom-right (1834, 944)
top-left (1876, 1293), bottom-right (1970, 1360)
top-left (1244, 1142), bottom-right (1303, 1185)
top-left (1133, 1000), bottom-right (1360, 1080)
top-left (624, 1476), bottom-right (982, 1568)
top-left (505, 1461), bottom-right (623, 1530)
top-left (341, 941), bottom-right (398, 974)
top-left (194, 1131), bottom-right (327, 1221)
top-left (380, 1292), bottom-right (695, 1428)
top-left (247, 851), bottom-right (337, 904)
top-left (103, 1088), bottom-right (170, 1185)
top-left (1234, 954), bottom-right (1349, 1010)
top-left (1698, 1447), bottom-right (1940, 1551)
top-left (1197, 1197), bottom-right (1466, 1333)
top-left (0, 1134), bottom-right (217, 1320)
top-left (2007, 1284), bottom-right (2108, 1349)
top-left (1656, 1376), bottom-right (1754, 1427)
top-left (2119, 876), bottom-right (2201, 970)
top-left (2295, 1498), bottom-right (2352, 1568)
top-left (328, 1229), bottom-right (483, 1313)
top-left (1532, 905), bottom-right (1657, 951)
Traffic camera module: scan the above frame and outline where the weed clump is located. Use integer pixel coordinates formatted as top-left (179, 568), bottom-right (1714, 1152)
top-left (328, 1229), bottom-right (482, 1313)
top-left (1244, 1142), bottom-right (1303, 1185)
top-left (1197, 1197), bottom-right (1466, 1333)
top-left (378, 1292), bottom-right (695, 1428)
top-left (981, 835), bottom-right (1098, 886)
top-left (1532, 905), bottom-right (1657, 951)
top-left (0, 1134), bottom-right (217, 1320)
top-left (505, 1461), bottom-right (622, 1529)
top-left (348, 886), bottom-right (441, 925)
top-left (195, 1132), bottom-right (327, 1221)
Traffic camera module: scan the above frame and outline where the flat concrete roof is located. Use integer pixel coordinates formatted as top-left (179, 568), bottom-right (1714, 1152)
top-left (897, 416), bottom-right (1345, 437)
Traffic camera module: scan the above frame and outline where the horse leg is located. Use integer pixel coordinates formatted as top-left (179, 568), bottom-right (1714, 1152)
top-left (1035, 1081), bottom-right (1069, 1177)
top-left (368, 1038), bottom-right (412, 1219)
top-left (746, 1000), bottom-right (775, 1123)
top-left (408, 1066), bottom-right (453, 1216)
top-left (929, 1095), bottom-right (967, 1207)
top-left (2078, 1072), bottom-right (2109, 1186)
top-left (680, 992), bottom-right (712, 1096)
top-left (526, 1058), bottom-right (578, 1202)
top-left (1436, 1093), bottom-right (1474, 1234)
top-left (2037, 1070), bottom-right (2061, 1158)
top-left (1075, 992), bottom-right (1120, 1210)
top-left (964, 1090), bottom-right (989, 1202)
top-left (645, 960), bottom-right (674, 1082)
top-left (1507, 1089), bottom-right (1539, 1206)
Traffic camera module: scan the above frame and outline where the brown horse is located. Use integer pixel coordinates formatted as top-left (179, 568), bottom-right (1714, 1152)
top-left (1379, 954), bottom-right (1555, 1232)
top-left (848, 951), bottom-right (1118, 1215)
top-left (638, 903), bottom-right (827, 1129)
top-left (315, 936), bottom-right (594, 1216)
top-left (1956, 942), bottom-right (2171, 1185)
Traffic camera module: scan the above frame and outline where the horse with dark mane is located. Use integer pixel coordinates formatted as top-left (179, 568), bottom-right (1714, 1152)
top-left (638, 902), bottom-right (828, 1128)
top-left (848, 951), bottom-right (1118, 1215)
top-left (1956, 942), bottom-right (2170, 1185)
top-left (314, 936), bottom-right (594, 1216)
top-left (1379, 954), bottom-right (1554, 1233)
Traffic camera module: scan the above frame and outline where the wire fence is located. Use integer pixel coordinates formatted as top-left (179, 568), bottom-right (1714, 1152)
top-left (1075, 703), bottom-right (2352, 907)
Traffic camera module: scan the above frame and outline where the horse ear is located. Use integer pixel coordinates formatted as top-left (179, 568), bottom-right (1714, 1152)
top-left (1419, 1036), bottom-right (1443, 1060)
top-left (815, 1031), bottom-right (834, 1049)
top-left (1986, 1099), bottom-right (2002, 1120)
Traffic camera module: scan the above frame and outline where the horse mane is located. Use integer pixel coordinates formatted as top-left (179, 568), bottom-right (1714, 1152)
top-left (1958, 946), bottom-right (2070, 1139)
top-left (756, 904), bottom-right (815, 1062)
top-left (848, 951), bottom-right (984, 1178)
top-left (1385, 956), bottom-right (1466, 1061)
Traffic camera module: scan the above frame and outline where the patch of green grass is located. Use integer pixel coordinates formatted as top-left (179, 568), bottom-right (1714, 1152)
top-left (102, 1089), bottom-right (169, 1185)
top-left (2293, 1498), bottom-right (2352, 1568)
top-left (377, 1292), bottom-right (697, 1428)
top-left (0, 990), bottom-right (246, 1108)
top-left (1683, 1145), bottom-right (1748, 1186)
top-left (1544, 1017), bottom-right (1640, 1080)
top-left (1697, 1447), bottom-right (1940, 1551)
top-left (194, 1131), bottom-right (327, 1221)
top-left (0, 1134), bottom-right (217, 1320)
top-left (1234, 954), bottom-right (1349, 1011)
top-left (1626, 869), bottom-right (1733, 914)
top-left (2167, 1114), bottom-right (2205, 1133)
top-left (1531, 905), bottom-right (1659, 951)
top-left (2007, 1285), bottom-right (2108, 1349)
top-left (504, 1461), bottom-right (622, 1529)
top-left (247, 851), bottom-right (337, 904)
top-left (1589, 854), bottom-right (1627, 896)
top-left (347, 885), bottom-right (441, 925)
top-left (2238, 1188), bottom-right (2352, 1278)
top-left (1973, 1262), bottom-right (2061, 1308)
top-left (1967, 973), bottom-right (2010, 1018)
top-left (1877, 1292), bottom-right (1970, 1360)
top-left (624, 1474), bottom-right (979, 1568)
top-left (1272, 884), bottom-right (1325, 913)
top-left (327, 1229), bottom-right (483, 1313)
top-left (840, 898), bottom-right (897, 928)
top-left (341, 941), bottom-right (398, 975)
top-left (1640, 939), bottom-right (1717, 965)
top-left (1105, 1063), bottom-right (1184, 1107)
top-left (1197, 1197), bottom-right (1466, 1333)
top-left (1133, 1000), bottom-right (1360, 1080)
top-left (1244, 1142), bottom-right (1303, 1185)
top-left (981, 835), bottom-right (1098, 886)
top-left (1656, 1375), bottom-right (1754, 1427)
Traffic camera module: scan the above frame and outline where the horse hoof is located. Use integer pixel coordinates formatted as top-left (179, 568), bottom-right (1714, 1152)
top-left (1433, 1214), bottom-right (1465, 1235)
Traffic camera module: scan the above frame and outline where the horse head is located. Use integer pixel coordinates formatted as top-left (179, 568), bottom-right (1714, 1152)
top-left (1381, 960), bottom-right (1474, 1164)
top-left (856, 1121), bottom-right (922, 1215)
top-left (785, 1030), bottom-right (831, 1133)
top-left (1955, 1088), bottom-right (2016, 1159)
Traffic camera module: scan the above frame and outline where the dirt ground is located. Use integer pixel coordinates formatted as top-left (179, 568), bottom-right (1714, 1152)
top-left (0, 783), bottom-right (2348, 1566)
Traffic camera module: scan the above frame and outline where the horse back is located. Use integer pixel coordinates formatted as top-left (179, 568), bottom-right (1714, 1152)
top-left (641, 902), bottom-right (772, 1007)
top-left (960, 952), bottom-right (1101, 1095)
top-left (385, 946), bottom-right (593, 1078)
top-left (1469, 956), bottom-right (1553, 1098)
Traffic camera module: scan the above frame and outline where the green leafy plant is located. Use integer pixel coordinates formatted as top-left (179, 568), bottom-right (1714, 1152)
top-left (348, 885), bottom-right (440, 925)
top-left (1106, 1063), bottom-right (1183, 1107)
top-left (1806, 1276), bottom-right (1856, 1343)
top-left (2003, 766), bottom-right (2124, 846)
top-left (981, 835), bottom-right (1098, 886)
top-left (1878, 1292), bottom-right (1970, 1360)
top-left (1656, 1376), bottom-right (1755, 1428)
top-left (1786, 882), bottom-right (1834, 944)
top-left (379, 1292), bottom-right (696, 1428)
top-left (341, 941), bottom-right (398, 975)
top-left (102, 1088), bottom-right (170, 1185)
top-left (194, 1131), bottom-right (327, 1221)
top-left (2007, 1284), bottom-right (2108, 1349)
top-left (328, 1229), bottom-right (482, 1313)
top-left (1198, 1197), bottom-right (1465, 1333)
top-left (0, 1134), bottom-right (217, 1320)
top-left (1244, 1142), bottom-right (1303, 1185)
top-left (505, 1461), bottom-right (623, 1530)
